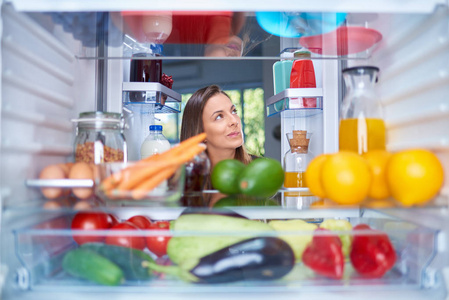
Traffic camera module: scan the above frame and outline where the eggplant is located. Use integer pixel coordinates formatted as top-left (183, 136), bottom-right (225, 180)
top-left (189, 237), bottom-right (295, 284)
top-left (180, 207), bottom-right (247, 219)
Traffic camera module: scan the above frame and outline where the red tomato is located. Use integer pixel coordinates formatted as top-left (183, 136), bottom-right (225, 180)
top-left (127, 215), bottom-right (152, 229)
top-left (105, 222), bottom-right (146, 250)
top-left (71, 211), bottom-right (116, 245)
top-left (146, 221), bottom-right (171, 257)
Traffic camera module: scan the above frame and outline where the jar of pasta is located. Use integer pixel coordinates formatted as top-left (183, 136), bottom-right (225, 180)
top-left (73, 112), bottom-right (127, 164)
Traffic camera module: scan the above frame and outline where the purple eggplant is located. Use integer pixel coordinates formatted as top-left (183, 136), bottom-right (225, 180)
top-left (180, 207), bottom-right (247, 219)
top-left (190, 237), bottom-right (295, 283)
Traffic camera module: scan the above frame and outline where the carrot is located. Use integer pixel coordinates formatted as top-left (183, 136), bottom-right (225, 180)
top-left (118, 143), bottom-right (207, 191)
top-left (116, 161), bottom-right (174, 191)
top-left (131, 165), bottom-right (178, 200)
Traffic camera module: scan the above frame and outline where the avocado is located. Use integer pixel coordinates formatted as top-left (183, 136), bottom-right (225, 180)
top-left (239, 158), bottom-right (284, 197)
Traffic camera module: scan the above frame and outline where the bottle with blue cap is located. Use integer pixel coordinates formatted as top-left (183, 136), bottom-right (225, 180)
top-left (140, 124), bottom-right (171, 160)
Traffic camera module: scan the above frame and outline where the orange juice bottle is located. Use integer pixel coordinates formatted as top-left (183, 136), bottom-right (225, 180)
top-left (340, 66), bottom-right (385, 154)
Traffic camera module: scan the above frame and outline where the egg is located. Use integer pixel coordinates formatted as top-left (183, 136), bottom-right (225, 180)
top-left (43, 200), bottom-right (63, 210)
top-left (39, 164), bottom-right (66, 199)
top-left (73, 200), bottom-right (93, 210)
top-left (69, 162), bottom-right (94, 199)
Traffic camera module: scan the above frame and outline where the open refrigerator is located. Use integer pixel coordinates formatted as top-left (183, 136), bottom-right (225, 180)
top-left (1, 1), bottom-right (449, 300)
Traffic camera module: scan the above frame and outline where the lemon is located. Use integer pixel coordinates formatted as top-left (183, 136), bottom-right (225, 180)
top-left (362, 150), bottom-right (392, 200)
top-left (386, 149), bottom-right (444, 206)
top-left (211, 159), bottom-right (246, 195)
top-left (305, 154), bottom-right (329, 199)
top-left (321, 151), bottom-right (372, 205)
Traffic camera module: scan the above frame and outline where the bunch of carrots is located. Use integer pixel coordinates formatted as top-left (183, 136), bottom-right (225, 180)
top-left (99, 133), bottom-right (207, 200)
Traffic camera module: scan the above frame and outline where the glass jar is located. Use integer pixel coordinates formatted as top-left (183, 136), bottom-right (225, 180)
top-left (339, 66), bottom-right (386, 154)
top-left (283, 130), bottom-right (314, 188)
top-left (73, 112), bottom-right (127, 164)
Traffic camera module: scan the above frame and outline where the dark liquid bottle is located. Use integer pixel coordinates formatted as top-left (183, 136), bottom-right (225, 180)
top-left (129, 53), bottom-right (162, 102)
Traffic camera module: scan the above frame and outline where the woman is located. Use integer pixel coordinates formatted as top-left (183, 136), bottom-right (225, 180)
top-left (180, 85), bottom-right (255, 195)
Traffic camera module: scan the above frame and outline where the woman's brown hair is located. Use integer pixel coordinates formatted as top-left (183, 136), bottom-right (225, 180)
top-left (180, 84), bottom-right (252, 165)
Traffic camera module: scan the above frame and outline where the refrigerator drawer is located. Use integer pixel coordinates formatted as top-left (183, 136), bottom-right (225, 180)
top-left (12, 209), bottom-right (438, 293)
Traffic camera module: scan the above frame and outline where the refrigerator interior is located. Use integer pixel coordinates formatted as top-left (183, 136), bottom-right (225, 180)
top-left (1, 1), bottom-right (449, 299)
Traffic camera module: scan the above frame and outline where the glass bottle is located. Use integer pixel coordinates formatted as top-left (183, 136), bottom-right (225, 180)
top-left (140, 125), bottom-right (171, 159)
top-left (283, 130), bottom-right (314, 188)
top-left (73, 112), bottom-right (127, 164)
top-left (339, 66), bottom-right (386, 154)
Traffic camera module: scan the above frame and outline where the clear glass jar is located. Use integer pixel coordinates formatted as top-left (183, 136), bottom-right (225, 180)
top-left (73, 112), bottom-right (127, 164)
top-left (283, 131), bottom-right (314, 188)
top-left (339, 66), bottom-right (386, 154)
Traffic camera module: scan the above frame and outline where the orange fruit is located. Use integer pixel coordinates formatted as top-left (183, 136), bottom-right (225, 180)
top-left (305, 154), bottom-right (329, 198)
top-left (386, 149), bottom-right (444, 206)
top-left (362, 150), bottom-right (392, 200)
top-left (321, 151), bottom-right (372, 205)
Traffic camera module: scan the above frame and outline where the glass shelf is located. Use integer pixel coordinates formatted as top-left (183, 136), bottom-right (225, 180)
top-left (122, 82), bottom-right (181, 114)
top-left (266, 88), bottom-right (323, 117)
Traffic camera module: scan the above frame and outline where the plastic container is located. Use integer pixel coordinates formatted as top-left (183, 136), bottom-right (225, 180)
top-left (273, 52), bottom-right (294, 95)
top-left (140, 125), bottom-right (171, 159)
top-left (73, 112), bottom-right (127, 164)
top-left (283, 130), bottom-right (314, 188)
top-left (290, 51), bottom-right (317, 108)
top-left (339, 66), bottom-right (385, 154)
top-left (12, 208), bottom-right (438, 292)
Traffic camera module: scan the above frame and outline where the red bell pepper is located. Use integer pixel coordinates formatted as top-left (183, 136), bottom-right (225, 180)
top-left (302, 228), bottom-right (344, 279)
top-left (350, 224), bottom-right (396, 278)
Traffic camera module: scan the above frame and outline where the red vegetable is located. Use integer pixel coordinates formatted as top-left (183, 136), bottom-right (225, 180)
top-left (127, 215), bottom-right (152, 229)
top-left (145, 221), bottom-right (171, 257)
top-left (105, 222), bottom-right (146, 250)
top-left (302, 228), bottom-right (344, 279)
top-left (350, 224), bottom-right (396, 278)
top-left (71, 212), bottom-right (116, 245)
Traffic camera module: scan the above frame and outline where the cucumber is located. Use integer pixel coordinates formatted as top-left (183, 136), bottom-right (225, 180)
top-left (62, 248), bottom-right (124, 286)
top-left (80, 243), bottom-right (154, 281)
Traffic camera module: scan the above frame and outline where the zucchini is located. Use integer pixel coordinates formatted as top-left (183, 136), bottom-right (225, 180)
top-left (80, 243), bottom-right (154, 281)
top-left (62, 248), bottom-right (124, 286)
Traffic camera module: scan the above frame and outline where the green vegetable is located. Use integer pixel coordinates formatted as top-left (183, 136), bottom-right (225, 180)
top-left (268, 219), bottom-right (317, 261)
top-left (80, 243), bottom-right (154, 281)
top-left (167, 214), bottom-right (274, 269)
top-left (62, 248), bottom-right (124, 286)
top-left (319, 219), bottom-right (353, 257)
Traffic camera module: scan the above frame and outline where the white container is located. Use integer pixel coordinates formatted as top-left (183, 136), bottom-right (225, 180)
top-left (140, 125), bottom-right (171, 159)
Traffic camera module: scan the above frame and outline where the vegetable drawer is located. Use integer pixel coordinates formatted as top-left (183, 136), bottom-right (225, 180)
top-left (12, 208), bottom-right (439, 293)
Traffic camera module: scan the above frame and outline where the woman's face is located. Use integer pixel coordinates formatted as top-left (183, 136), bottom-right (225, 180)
top-left (202, 93), bottom-right (243, 151)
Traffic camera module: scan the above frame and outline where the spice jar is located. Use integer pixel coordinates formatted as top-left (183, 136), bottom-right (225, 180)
top-left (73, 112), bottom-right (127, 164)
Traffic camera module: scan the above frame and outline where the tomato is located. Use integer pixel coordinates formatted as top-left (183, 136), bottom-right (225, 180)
top-left (146, 221), bottom-right (171, 257)
top-left (105, 222), bottom-right (146, 250)
top-left (71, 211), bottom-right (116, 245)
top-left (127, 215), bottom-right (152, 229)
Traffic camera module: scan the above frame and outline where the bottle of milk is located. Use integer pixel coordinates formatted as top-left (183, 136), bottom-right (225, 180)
top-left (140, 125), bottom-right (171, 159)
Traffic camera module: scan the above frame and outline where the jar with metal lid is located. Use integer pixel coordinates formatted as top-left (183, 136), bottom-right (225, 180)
top-left (73, 112), bottom-right (127, 164)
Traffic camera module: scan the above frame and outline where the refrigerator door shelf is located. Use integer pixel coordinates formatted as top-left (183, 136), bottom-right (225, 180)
top-left (266, 88), bottom-right (323, 117)
top-left (122, 82), bottom-right (182, 114)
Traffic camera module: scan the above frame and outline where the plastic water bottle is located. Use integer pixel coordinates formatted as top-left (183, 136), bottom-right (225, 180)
top-left (140, 125), bottom-right (171, 160)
